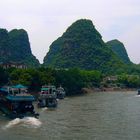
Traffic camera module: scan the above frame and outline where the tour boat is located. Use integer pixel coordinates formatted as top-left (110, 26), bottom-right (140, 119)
top-left (0, 84), bottom-right (39, 119)
top-left (37, 85), bottom-right (57, 108)
top-left (56, 86), bottom-right (65, 99)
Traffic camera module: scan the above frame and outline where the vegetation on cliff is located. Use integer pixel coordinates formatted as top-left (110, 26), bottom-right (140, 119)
top-left (43, 19), bottom-right (125, 74)
top-left (0, 28), bottom-right (39, 67)
top-left (106, 39), bottom-right (131, 64)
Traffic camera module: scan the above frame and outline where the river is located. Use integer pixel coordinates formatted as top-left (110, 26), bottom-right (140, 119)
top-left (0, 91), bottom-right (140, 140)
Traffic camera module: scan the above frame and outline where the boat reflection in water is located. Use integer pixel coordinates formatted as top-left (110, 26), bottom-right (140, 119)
top-left (38, 85), bottom-right (57, 108)
top-left (0, 84), bottom-right (39, 119)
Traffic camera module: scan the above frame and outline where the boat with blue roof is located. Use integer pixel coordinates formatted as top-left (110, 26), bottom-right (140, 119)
top-left (0, 84), bottom-right (39, 119)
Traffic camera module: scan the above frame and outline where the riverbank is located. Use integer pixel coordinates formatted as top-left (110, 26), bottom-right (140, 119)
top-left (30, 87), bottom-right (137, 98)
top-left (82, 87), bottom-right (137, 93)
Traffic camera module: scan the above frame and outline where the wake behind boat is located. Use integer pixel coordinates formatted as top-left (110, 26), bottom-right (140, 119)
top-left (0, 84), bottom-right (39, 119)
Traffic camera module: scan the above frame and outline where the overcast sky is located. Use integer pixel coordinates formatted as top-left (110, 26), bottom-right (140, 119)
top-left (0, 0), bottom-right (140, 64)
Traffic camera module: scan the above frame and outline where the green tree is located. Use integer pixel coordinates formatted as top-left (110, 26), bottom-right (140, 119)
top-left (0, 67), bottom-right (8, 86)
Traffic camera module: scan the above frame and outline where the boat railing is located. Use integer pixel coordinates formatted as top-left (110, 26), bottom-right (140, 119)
top-left (15, 93), bottom-right (32, 96)
top-left (39, 93), bottom-right (56, 99)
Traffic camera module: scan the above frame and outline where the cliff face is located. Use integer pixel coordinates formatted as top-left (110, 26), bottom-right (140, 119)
top-left (0, 28), bottom-right (39, 67)
top-left (106, 39), bottom-right (131, 64)
top-left (0, 29), bottom-right (11, 62)
top-left (43, 19), bottom-right (124, 73)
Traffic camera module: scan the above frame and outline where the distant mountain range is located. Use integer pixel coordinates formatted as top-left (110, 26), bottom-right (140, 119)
top-left (0, 28), bottom-right (39, 67)
top-left (0, 19), bottom-right (135, 72)
top-left (43, 19), bottom-right (128, 73)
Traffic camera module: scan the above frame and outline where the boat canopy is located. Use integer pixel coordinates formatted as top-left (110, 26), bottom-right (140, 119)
top-left (0, 87), bottom-right (9, 92)
top-left (41, 88), bottom-right (49, 91)
top-left (6, 94), bottom-right (35, 101)
top-left (11, 84), bottom-right (27, 89)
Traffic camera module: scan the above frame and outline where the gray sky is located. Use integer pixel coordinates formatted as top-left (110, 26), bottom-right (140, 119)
top-left (0, 0), bottom-right (140, 64)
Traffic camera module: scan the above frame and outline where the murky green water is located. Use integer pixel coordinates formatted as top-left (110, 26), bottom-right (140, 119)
top-left (0, 91), bottom-right (140, 140)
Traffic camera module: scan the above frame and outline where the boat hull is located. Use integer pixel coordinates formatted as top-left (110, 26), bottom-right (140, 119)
top-left (38, 98), bottom-right (58, 108)
top-left (0, 100), bottom-right (39, 119)
top-left (57, 93), bottom-right (65, 99)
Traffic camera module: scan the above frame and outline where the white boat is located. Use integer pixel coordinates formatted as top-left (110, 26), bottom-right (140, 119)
top-left (56, 86), bottom-right (65, 99)
top-left (37, 85), bottom-right (57, 108)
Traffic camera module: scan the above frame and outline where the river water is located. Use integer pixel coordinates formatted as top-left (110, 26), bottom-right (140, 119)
top-left (0, 91), bottom-right (140, 140)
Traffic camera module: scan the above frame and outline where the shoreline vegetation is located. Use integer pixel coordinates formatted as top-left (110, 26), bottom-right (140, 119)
top-left (0, 67), bottom-right (139, 96)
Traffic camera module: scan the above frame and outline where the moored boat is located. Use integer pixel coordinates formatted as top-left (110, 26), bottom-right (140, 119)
top-left (0, 85), bottom-right (39, 119)
top-left (56, 86), bottom-right (65, 99)
top-left (37, 85), bottom-right (57, 108)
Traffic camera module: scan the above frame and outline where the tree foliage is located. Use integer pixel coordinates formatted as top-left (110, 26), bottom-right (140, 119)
top-left (0, 67), bottom-right (8, 86)
top-left (118, 74), bottom-right (140, 88)
top-left (0, 67), bottom-right (103, 95)
top-left (106, 39), bottom-right (131, 64)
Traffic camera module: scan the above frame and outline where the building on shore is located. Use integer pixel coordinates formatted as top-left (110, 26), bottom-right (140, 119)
top-left (0, 61), bottom-right (27, 69)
